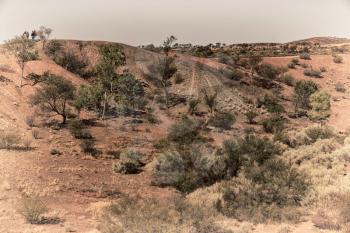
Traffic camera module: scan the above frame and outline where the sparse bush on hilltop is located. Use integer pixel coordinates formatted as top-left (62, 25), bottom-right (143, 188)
top-left (45, 39), bottom-right (62, 57)
top-left (55, 51), bottom-right (88, 76)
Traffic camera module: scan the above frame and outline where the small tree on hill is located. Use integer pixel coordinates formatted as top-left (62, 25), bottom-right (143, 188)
top-left (115, 73), bottom-right (145, 109)
top-left (201, 88), bottom-right (218, 115)
top-left (149, 56), bottom-right (177, 108)
top-left (293, 80), bottom-right (318, 111)
top-left (247, 55), bottom-right (263, 78)
top-left (94, 44), bottom-right (126, 119)
top-left (37, 26), bottom-right (52, 49)
top-left (5, 36), bottom-right (37, 87)
top-left (163, 35), bottom-right (177, 56)
top-left (31, 75), bottom-right (75, 124)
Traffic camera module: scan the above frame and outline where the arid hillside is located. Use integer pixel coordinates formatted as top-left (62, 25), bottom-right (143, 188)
top-left (0, 38), bottom-right (350, 233)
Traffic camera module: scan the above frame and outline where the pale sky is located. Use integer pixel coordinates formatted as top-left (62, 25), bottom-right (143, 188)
top-left (1, 0), bottom-right (350, 45)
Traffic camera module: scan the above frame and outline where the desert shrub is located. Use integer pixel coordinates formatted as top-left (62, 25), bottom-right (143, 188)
top-left (312, 210), bottom-right (341, 231)
top-left (145, 108), bottom-right (160, 124)
top-left (219, 158), bottom-right (308, 223)
top-left (23, 138), bottom-right (32, 151)
top-left (187, 98), bottom-right (201, 115)
top-left (100, 196), bottom-right (231, 233)
top-left (32, 129), bottom-right (40, 139)
top-left (0, 130), bottom-right (21, 149)
top-left (273, 130), bottom-right (291, 145)
top-left (291, 58), bottom-right (299, 65)
top-left (293, 80), bottom-right (318, 110)
top-left (54, 51), bottom-right (87, 76)
top-left (320, 66), bottom-right (327, 72)
top-left (300, 63), bottom-right (309, 68)
top-left (114, 151), bottom-right (144, 174)
top-left (209, 111), bottom-right (235, 130)
top-left (280, 74), bottom-right (295, 86)
top-left (304, 68), bottom-right (322, 78)
top-left (80, 139), bottom-right (98, 155)
top-left (256, 64), bottom-right (281, 80)
top-left (167, 117), bottom-right (201, 145)
top-left (45, 40), bottom-right (62, 57)
top-left (152, 146), bottom-right (223, 193)
top-left (222, 68), bottom-right (244, 81)
top-left (287, 62), bottom-right (296, 69)
top-left (67, 120), bottom-right (92, 139)
top-left (300, 53), bottom-right (311, 60)
top-left (304, 126), bottom-right (334, 143)
top-left (262, 114), bottom-right (285, 133)
top-left (308, 91), bottom-right (331, 120)
top-left (333, 55), bottom-right (343, 64)
top-left (245, 110), bottom-right (258, 124)
top-left (105, 150), bottom-right (121, 159)
top-left (26, 115), bottom-right (36, 127)
top-left (174, 73), bottom-right (184, 84)
top-left (335, 82), bottom-right (346, 93)
top-left (257, 94), bottom-right (285, 114)
top-left (19, 197), bottom-right (48, 224)
top-left (309, 91), bottom-right (331, 113)
top-left (50, 149), bottom-right (61, 156)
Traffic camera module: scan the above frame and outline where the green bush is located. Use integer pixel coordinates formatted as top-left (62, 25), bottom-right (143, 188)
top-left (54, 51), bottom-right (87, 76)
top-left (291, 58), bottom-right (299, 65)
top-left (304, 126), bottom-right (334, 143)
top-left (222, 68), bottom-right (244, 81)
top-left (280, 74), bottom-right (295, 86)
top-left (300, 53), bottom-right (311, 60)
top-left (209, 112), bottom-right (236, 130)
top-left (152, 146), bottom-right (225, 193)
top-left (257, 95), bottom-right (285, 114)
top-left (262, 114), bottom-right (285, 133)
top-left (256, 64), bottom-right (281, 80)
top-left (245, 110), bottom-right (259, 124)
top-left (45, 40), bottom-right (62, 57)
top-left (335, 83), bottom-right (346, 93)
top-left (68, 120), bottom-right (92, 139)
top-left (333, 55), bottom-right (343, 64)
top-left (293, 80), bottom-right (318, 110)
top-left (309, 91), bottom-right (331, 113)
top-left (219, 158), bottom-right (308, 223)
top-left (114, 151), bottom-right (144, 174)
top-left (167, 117), bottom-right (201, 144)
top-left (304, 68), bottom-right (322, 78)
top-left (20, 197), bottom-right (48, 224)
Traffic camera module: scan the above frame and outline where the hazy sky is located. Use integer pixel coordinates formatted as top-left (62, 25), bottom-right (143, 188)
top-left (1, 0), bottom-right (350, 45)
